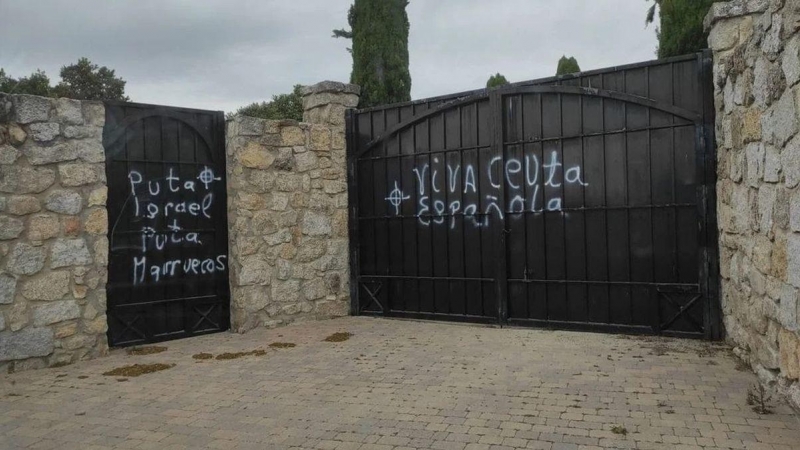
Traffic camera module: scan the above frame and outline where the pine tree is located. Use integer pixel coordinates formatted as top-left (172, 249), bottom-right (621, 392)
top-left (334, 0), bottom-right (411, 108)
top-left (556, 56), bottom-right (581, 75)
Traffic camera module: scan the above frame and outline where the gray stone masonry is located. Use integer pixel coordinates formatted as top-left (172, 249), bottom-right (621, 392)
top-left (707, 0), bottom-right (800, 409)
top-left (226, 81), bottom-right (360, 332)
top-left (0, 94), bottom-right (109, 373)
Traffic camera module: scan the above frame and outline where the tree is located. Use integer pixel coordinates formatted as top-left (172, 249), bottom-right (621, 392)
top-left (486, 73), bottom-right (510, 89)
top-left (646, 0), bottom-right (714, 58)
top-left (0, 69), bottom-right (52, 96)
top-left (53, 57), bottom-right (129, 101)
top-left (333, 0), bottom-right (411, 108)
top-left (230, 84), bottom-right (305, 121)
top-left (556, 56), bottom-right (581, 75)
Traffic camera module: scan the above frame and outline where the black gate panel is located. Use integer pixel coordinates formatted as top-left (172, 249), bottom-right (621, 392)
top-left (348, 52), bottom-right (720, 339)
top-left (103, 102), bottom-right (230, 346)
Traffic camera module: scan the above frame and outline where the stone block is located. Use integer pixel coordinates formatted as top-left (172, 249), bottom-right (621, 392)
top-left (23, 141), bottom-right (77, 165)
top-left (32, 300), bottom-right (81, 326)
top-left (7, 124), bottom-right (26, 146)
top-left (28, 214), bottom-right (59, 241)
top-left (0, 144), bottom-right (19, 164)
top-left (280, 126), bottom-right (306, 146)
top-left (764, 145), bottom-right (781, 182)
top-left (761, 90), bottom-right (797, 147)
top-left (0, 273), bottom-right (17, 304)
top-left (81, 102), bottom-right (104, 127)
top-left (778, 328), bottom-right (800, 379)
top-left (0, 166), bottom-right (56, 194)
top-left (21, 271), bottom-right (70, 301)
top-left (708, 17), bottom-right (742, 51)
top-left (12, 95), bottom-right (51, 124)
top-left (236, 255), bottom-right (271, 286)
top-left (302, 211), bottom-right (331, 236)
top-left (84, 209), bottom-right (107, 235)
top-left (6, 243), bottom-right (45, 275)
top-left (778, 283), bottom-right (798, 330)
top-left (0, 327), bottom-right (54, 361)
top-left (58, 163), bottom-right (102, 187)
top-left (8, 195), bottom-right (40, 215)
top-left (238, 141), bottom-right (274, 169)
top-left (791, 191), bottom-right (800, 231)
top-left (784, 134), bottom-right (800, 187)
top-left (236, 115), bottom-right (265, 136)
top-left (44, 190), bottom-right (83, 215)
top-left (87, 187), bottom-right (107, 207)
top-left (28, 122), bottom-right (60, 142)
top-left (784, 36), bottom-right (800, 87)
top-left (0, 215), bottom-right (24, 240)
top-left (50, 238), bottom-right (92, 268)
top-left (789, 234), bottom-right (800, 288)
top-left (0, 314), bottom-right (4, 332)
top-left (75, 139), bottom-right (105, 163)
top-left (55, 98), bottom-right (83, 125)
top-left (272, 279), bottom-right (300, 303)
top-left (309, 125), bottom-right (331, 151)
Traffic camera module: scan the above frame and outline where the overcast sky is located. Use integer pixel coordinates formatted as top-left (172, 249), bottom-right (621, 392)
top-left (0, 0), bottom-right (659, 113)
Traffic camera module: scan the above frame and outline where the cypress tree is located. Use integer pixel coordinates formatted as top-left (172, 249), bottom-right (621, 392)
top-left (646, 0), bottom-right (714, 58)
top-left (334, 0), bottom-right (411, 108)
top-left (486, 73), bottom-right (510, 89)
top-left (556, 56), bottom-right (581, 75)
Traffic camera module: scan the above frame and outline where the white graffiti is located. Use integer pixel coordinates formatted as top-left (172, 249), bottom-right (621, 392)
top-left (384, 181), bottom-right (410, 214)
top-left (127, 166), bottom-right (227, 286)
top-left (385, 150), bottom-right (587, 228)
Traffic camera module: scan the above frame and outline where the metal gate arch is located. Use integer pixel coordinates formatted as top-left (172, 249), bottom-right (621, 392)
top-left (104, 101), bottom-right (231, 347)
top-left (347, 52), bottom-right (721, 339)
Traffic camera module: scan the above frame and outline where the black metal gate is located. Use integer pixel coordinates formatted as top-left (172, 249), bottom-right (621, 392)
top-left (347, 52), bottom-right (721, 339)
top-left (103, 102), bottom-right (230, 346)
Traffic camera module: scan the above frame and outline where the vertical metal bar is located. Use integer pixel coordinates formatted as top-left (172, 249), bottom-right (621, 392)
top-left (540, 93), bottom-right (549, 321)
top-left (460, 105), bottom-right (468, 316)
top-left (646, 66), bottom-right (657, 333)
top-left (580, 91), bottom-right (589, 320)
top-left (491, 89), bottom-right (508, 325)
top-left (623, 71), bottom-right (633, 323)
top-left (397, 114), bottom-right (405, 313)
top-left (559, 93), bottom-right (568, 321)
top-left (427, 116), bottom-right (436, 313)
top-left (346, 109), bottom-right (361, 315)
top-left (443, 109), bottom-right (451, 315)
top-left (383, 110), bottom-right (391, 311)
top-left (521, 94), bottom-right (530, 320)
top-left (414, 105), bottom-right (421, 313)
top-left (702, 49), bottom-right (721, 340)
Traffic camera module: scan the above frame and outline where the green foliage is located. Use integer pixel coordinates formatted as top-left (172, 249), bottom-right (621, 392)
top-left (556, 56), bottom-right (581, 75)
top-left (486, 73), bottom-right (510, 89)
top-left (0, 68), bottom-right (53, 96)
top-left (0, 58), bottom-right (129, 101)
top-left (334, 0), bottom-right (411, 108)
top-left (230, 84), bottom-right (305, 121)
top-left (54, 57), bottom-right (128, 101)
top-left (646, 0), bottom-right (714, 58)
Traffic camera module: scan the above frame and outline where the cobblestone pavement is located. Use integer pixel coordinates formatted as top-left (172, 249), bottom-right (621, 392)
top-left (1, 317), bottom-right (798, 450)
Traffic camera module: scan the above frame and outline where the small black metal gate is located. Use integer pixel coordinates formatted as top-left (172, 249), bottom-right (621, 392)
top-left (104, 102), bottom-right (230, 346)
top-left (347, 52), bottom-right (721, 339)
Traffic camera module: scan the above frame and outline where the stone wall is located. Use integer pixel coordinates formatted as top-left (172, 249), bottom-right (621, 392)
top-left (226, 81), bottom-right (359, 332)
top-left (707, 0), bottom-right (800, 408)
top-left (0, 94), bottom-right (109, 373)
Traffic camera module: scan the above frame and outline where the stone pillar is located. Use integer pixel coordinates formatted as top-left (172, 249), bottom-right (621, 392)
top-left (301, 81), bottom-right (360, 127)
top-left (706, 0), bottom-right (800, 409)
top-left (0, 94), bottom-right (109, 373)
top-left (226, 81), bottom-right (359, 333)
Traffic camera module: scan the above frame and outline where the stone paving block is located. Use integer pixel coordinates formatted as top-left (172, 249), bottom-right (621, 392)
top-left (0, 318), bottom-right (797, 449)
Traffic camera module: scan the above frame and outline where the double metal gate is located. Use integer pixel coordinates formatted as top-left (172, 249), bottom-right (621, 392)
top-left (104, 102), bottom-right (230, 346)
top-left (347, 52), bottom-right (721, 339)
